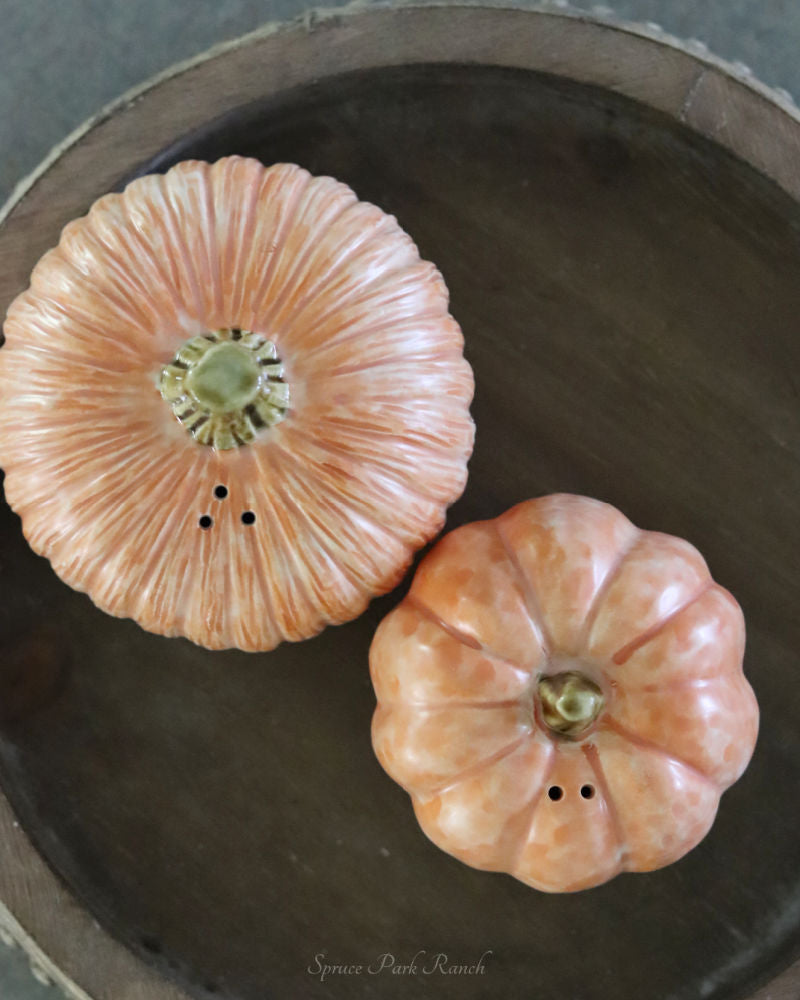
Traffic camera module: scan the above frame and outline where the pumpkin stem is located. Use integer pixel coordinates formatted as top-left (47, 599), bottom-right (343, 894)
top-left (159, 328), bottom-right (289, 450)
top-left (537, 671), bottom-right (604, 739)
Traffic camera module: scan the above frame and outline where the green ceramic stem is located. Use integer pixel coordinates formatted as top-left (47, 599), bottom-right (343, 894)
top-left (159, 328), bottom-right (289, 450)
top-left (537, 671), bottom-right (604, 739)
top-left (185, 343), bottom-right (261, 413)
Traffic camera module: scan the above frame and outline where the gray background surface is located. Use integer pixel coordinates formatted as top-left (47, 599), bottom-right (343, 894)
top-left (0, 0), bottom-right (797, 997)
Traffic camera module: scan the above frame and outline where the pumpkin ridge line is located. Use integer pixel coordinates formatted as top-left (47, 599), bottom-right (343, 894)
top-left (627, 675), bottom-right (729, 694)
top-left (264, 444), bottom-right (365, 617)
top-left (119, 184), bottom-right (187, 321)
top-left (60, 430), bottom-right (171, 519)
top-left (19, 291), bottom-right (147, 368)
top-left (285, 298), bottom-right (451, 360)
top-left (238, 449), bottom-right (300, 647)
top-left (610, 579), bottom-right (716, 665)
top-left (264, 206), bottom-right (399, 332)
top-left (122, 443), bottom-right (209, 630)
top-left (218, 160), bottom-right (259, 321)
top-left (56, 241), bottom-right (158, 341)
top-left (295, 348), bottom-right (466, 380)
top-left (241, 165), bottom-right (270, 319)
top-left (273, 195), bottom-right (379, 322)
top-left (155, 172), bottom-right (207, 323)
top-left (304, 411), bottom-right (470, 449)
top-left (288, 424), bottom-right (453, 508)
top-left (257, 181), bottom-right (357, 329)
top-left (426, 731), bottom-right (532, 799)
top-left (245, 166), bottom-right (310, 325)
top-left (202, 162), bottom-right (225, 320)
top-left (494, 519), bottom-right (552, 657)
top-left (509, 746), bottom-right (557, 876)
top-left (404, 592), bottom-right (532, 672)
top-left (276, 430), bottom-right (413, 550)
top-left (235, 450), bottom-right (283, 647)
top-left (79, 214), bottom-right (170, 335)
top-left (194, 456), bottom-right (228, 642)
top-left (0, 328), bottom-right (133, 373)
top-left (122, 449), bottom-right (208, 623)
top-left (116, 195), bottom-right (187, 318)
top-left (601, 717), bottom-right (720, 791)
top-left (379, 697), bottom-right (528, 711)
top-left (275, 434), bottom-right (413, 587)
top-left (44, 439), bottom-right (177, 600)
top-left (267, 444), bottom-right (368, 596)
top-left (254, 445), bottom-right (334, 626)
top-left (218, 504), bottom-right (238, 641)
top-left (582, 741), bottom-right (629, 871)
top-left (250, 439), bottom-right (321, 640)
top-left (578, 527), bottom-right (642, 650)
top-left (11, 420), bottom-right (164, 508)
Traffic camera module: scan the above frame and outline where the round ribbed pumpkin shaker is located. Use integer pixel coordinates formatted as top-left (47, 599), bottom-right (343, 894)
top-left (371, 494), bottom-right (758, 892)
top-left (0, 157), bottom-right (474, 650)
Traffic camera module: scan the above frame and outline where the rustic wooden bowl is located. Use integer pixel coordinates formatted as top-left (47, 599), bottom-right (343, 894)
top-left (0, 4), bottom-right (799, 998)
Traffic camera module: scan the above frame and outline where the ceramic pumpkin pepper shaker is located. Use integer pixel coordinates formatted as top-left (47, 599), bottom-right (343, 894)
top-left (370, 494), bottom-right (758, 892)
top-left (0, 157), bottom-right (474, 651)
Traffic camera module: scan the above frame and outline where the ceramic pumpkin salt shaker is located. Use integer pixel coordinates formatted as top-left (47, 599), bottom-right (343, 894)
top-left (370, 494), bottom-right (758, 892)
top-left (0, 156), bottom-right (474, 651)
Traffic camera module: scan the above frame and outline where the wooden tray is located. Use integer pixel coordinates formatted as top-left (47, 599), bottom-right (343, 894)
top-left (0, 4), bottom-right (799, 998)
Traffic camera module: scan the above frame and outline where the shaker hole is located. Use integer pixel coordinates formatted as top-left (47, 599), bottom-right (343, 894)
top-left (548, 786), bottom-right (563, 801)
top-left (581, 784), bottom-right (595, 799)
top-left (199, 515), bottom-right (213, 530)
top-left (241, 511), bottom-right (256, 525)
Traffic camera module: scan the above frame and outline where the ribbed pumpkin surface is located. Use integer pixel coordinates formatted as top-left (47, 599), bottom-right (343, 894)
top-left (371, 494), bottom-right (758, 892)
top-left (0, 157), bottom-right (474, 650)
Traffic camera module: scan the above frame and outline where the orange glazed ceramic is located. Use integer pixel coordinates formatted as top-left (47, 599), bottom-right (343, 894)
top-left (370, 494), bottom-right (758, 892)
top-left (0, 157), bottom-right (474, 651)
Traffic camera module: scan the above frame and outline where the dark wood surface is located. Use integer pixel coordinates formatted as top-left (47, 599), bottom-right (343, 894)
top-left (0, 6), bottom-right (799, 1000)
